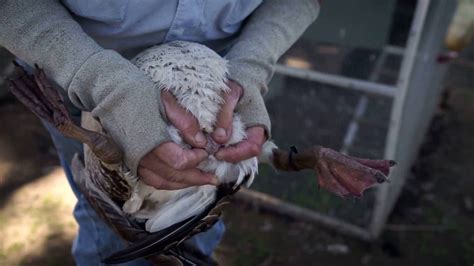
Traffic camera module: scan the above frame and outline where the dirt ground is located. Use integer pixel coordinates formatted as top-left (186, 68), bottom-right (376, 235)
top-left (0, 53), bottom-right (473, 266)
top-left (0, 103), bottom-right (76, 266)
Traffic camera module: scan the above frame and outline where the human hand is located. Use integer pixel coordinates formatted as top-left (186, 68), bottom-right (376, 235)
top-left (212, 80), bottom-right (267, 162)
top-left (137, 91), bottom-right (218, 190)
top-left (215, 126), bottom-right (266, 163)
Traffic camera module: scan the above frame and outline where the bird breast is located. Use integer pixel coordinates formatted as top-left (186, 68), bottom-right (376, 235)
top-left (133, 41), bottom-right (230, 133)
top-left (123, 41), bottom-right (259, 232)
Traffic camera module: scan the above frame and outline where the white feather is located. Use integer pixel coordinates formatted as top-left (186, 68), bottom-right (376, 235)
top-left (258, 141), bottom-right (278, 166)
top-left (122, 41), bottom-right (261, 232)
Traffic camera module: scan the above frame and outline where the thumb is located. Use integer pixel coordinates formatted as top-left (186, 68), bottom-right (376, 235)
top-left (161, 90), bottom-right (207, 148)
top-left (212, 80), bottom-right (242, 144)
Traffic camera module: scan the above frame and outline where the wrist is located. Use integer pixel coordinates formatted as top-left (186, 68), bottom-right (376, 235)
top-left (70, 50), bottom-right (171, 175)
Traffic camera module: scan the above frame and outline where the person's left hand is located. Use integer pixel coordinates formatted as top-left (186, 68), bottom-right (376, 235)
top-left (212, 80), bottom-right (267, 162)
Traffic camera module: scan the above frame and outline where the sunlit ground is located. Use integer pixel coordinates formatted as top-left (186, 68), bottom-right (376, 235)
top-left (0, 168), bottom-right (76, 266)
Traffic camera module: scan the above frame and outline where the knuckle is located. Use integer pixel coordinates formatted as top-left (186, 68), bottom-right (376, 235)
top-left (180, 120), bottom-right (196, 133)
top-left (172, 160), bottom-right (186, 170)
top-left (167, 150), bottom-right (186, 170)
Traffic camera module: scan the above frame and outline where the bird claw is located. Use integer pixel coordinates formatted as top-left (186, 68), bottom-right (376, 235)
top-left (313, 147), bottom-right (393, 198)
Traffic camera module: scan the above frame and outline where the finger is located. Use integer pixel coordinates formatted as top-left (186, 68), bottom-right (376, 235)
top-left (215, 140), bottom-right (261, 163)
top-left (152, 142), bottom-right (208, 170)
top-left (161, 91), bottom-right (206, 148)
top-left (138, 167), bottom-right (191, 190)
top-left (140, 156), bottom-right (218, 186)
top-left (215, 127), bottom-right (265, 163)
top-left (168, 168), bottom-right (219, 186)
top-left (212, 82), bottom-right (242, 144)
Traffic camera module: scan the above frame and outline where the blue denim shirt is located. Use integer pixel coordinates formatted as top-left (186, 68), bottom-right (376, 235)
top-left (61, 0), bottom-right (262, 58)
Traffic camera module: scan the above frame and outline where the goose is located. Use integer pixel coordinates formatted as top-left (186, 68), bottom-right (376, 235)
top-left (8, 41), bottom-right (394, 264)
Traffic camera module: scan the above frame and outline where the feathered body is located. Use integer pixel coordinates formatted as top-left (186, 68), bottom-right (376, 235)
top-left (122, 41), bottom-right (260, 232)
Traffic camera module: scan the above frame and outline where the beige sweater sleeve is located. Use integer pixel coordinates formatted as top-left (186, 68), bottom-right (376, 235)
top-left (0, 0), bottom-right (170, 175)
top-left (226, 0), bottom-right (320, 136)
top-left (0, 0), bottom-right (319, 174)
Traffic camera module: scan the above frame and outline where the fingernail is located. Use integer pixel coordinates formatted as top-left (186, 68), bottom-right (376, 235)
top-left (214, 151), bottom-right (222, 160)
top-left (211, 176), bottom-right (220, 185)
top-left (215, 128), bottom-right (226, 139)
top-left (161, 91), bottom-right (171, 102)
top-left (195, 132), bottom-right (206, 144)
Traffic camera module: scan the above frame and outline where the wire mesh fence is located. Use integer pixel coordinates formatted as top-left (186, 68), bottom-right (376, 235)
top-left (245, 0), bottom-right (457, 240)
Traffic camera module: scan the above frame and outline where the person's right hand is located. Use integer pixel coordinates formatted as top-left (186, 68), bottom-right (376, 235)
top-left (137, 91), bottom-right (218, 190)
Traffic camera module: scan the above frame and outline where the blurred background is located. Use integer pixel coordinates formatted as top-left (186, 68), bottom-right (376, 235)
top-left (0, 0), bottom-right (473, 265)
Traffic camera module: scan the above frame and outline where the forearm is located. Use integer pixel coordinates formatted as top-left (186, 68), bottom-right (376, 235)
top-left (226, 0), bottom-right (319, 92)
top-left (0, 0), bottom-right (102, 91)
top-left (0, 0), bottom-right (170, 174)
top-left (225, 0), bottom-right (319, 134)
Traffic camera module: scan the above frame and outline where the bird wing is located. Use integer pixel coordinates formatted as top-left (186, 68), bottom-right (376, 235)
top-left (71, 154), bottom-right (147, 243)
top-left (102, 184), bottom-right (235, 264)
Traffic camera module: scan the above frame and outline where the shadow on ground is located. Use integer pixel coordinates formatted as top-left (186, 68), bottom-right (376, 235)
top-left (0, 98), bottom-right (76, 265)
top-left (18, 232), bottom-right (75, 266)
top-left (0, 100), bottom-right (58, 208)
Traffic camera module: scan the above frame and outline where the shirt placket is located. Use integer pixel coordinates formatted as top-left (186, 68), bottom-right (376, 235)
top-left (164, 0), bottom-right (205, 42)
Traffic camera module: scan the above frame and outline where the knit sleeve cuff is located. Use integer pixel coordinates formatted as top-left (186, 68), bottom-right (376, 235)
top-left (227, 60), bottom-right (271, 138)
top-left (68, 50), bottom-right (171, 175)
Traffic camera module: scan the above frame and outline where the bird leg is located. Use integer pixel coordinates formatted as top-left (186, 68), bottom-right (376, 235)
top-left (271, 146), bottom-right (395, 198)
top-left (8, 63), bottom-right (123, 165)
